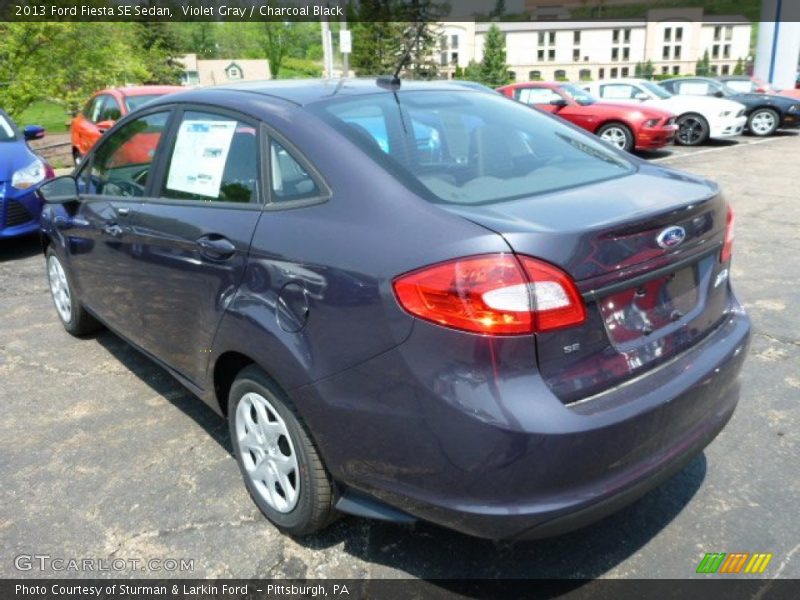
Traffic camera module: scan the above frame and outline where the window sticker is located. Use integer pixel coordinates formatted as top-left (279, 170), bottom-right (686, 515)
top-left (166, 120), bottom-right (237, 198)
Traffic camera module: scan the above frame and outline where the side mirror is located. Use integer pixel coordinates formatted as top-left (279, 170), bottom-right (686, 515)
top-left (713, 90), bottom-right (725, 98)
top-left (96, 120), bottom-right (115, 133)
top-left (634, 92), bottom-right (649, 101)
top-left (550, 98), bottom-right (568, 108)
top-left (38, 176), bottom-right (79, 204)
top-left (23, 125), bottom-right (45, 141)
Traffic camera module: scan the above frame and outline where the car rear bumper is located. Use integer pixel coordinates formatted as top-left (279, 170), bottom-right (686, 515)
top-left (292, 304), bottom-right (750, 540)
top-left (709, 115), bottom-right (747, 138)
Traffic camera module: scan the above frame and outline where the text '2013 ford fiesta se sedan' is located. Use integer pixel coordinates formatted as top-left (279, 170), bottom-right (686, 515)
top-left (39, 79), bottom-right (750, 540)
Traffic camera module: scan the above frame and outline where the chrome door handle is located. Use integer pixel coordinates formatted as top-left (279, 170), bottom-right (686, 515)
top-left (103, 223), bottom-right (123, 237)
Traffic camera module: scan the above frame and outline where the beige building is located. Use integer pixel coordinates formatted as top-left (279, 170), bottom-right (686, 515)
top-left (439, 8), bottom-right (751, 83)
top-left (179, 54), bottom-right (271, 87)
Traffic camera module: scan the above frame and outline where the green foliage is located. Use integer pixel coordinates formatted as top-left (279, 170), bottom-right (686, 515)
top-left (135, 21), bottom-right (184, 85)
top-left (174, 22), bottom-right (218, 59)
top-left (15, 100), bottom-right (70, 133)
top-left (280, 58), bottom-right (324, 79)
top-left (734, 57), bottom-right (745, 76)
top-left (696, 49), bottom-right (712, 76)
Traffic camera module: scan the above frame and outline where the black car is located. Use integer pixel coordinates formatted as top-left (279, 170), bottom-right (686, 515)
top-left (660, 76), bottom-right (800, 136)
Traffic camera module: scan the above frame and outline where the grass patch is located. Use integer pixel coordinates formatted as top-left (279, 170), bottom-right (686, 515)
top-left (14, 101), bottom-right (71, 134)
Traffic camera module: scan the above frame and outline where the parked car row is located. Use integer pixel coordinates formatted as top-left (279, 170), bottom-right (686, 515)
top-left (499, 76), bottom-right (799, 150)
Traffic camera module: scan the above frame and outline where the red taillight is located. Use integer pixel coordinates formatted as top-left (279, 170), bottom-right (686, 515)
top-left (392, 254), bottom-right (586, 335)
top-left (720, 205), bottom-right (735, 263)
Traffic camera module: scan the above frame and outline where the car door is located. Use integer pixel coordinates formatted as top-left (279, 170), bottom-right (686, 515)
top-left (125, 107), bottom-right (264, 386)
top-left (60, 109), bottom-right (173, 340)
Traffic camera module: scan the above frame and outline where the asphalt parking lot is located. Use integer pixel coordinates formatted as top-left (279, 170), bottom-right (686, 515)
top-left (1, 132), bottom-right (798, 582)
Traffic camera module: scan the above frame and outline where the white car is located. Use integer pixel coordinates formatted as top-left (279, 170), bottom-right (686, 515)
top-left (581, 78), bottom-right (747, 146)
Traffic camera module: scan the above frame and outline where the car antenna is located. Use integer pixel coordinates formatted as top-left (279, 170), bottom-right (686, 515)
top-left (377, 22), bottom-right (425, 91)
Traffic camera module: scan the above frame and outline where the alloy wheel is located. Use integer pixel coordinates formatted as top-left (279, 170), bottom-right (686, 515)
top-left (677, 116), bottom-right (706, 145)
top-left (600, 127), bottom-right (629, 150)
top-left (47, 255), bottom-right (72, 324)
top-left (750, 110), bottom-right (777, 136)
top-left (235, 392), bottom-right (300, 513)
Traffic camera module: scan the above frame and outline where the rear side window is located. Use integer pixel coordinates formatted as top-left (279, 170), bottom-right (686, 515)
top-left (270, 140), bottom-right (320, 202)
top-left (88, 111), bottom-right (169, 196)
top-left (311, 90), bottom-right (634, 205)
top-left (162, 111), bottom-right (260, 204)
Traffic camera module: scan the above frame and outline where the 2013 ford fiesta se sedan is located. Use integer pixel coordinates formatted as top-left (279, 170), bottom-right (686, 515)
top-left (38, 79), bottom-right (750, 541)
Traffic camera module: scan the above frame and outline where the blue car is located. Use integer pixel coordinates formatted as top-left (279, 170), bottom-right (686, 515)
top-left (38, 80), bottom-right (750, 540)
top-left (0, 109), bottom-right (53, 238)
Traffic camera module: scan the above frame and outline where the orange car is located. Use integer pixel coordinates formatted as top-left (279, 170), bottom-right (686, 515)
top-left (70, 86), bottom-right (183, 165)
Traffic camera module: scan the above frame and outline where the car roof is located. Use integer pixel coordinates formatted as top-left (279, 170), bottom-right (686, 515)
top-left (94, 86), bottom-right (184, 98)
top-left (149, 78), bottom-right (492, 107)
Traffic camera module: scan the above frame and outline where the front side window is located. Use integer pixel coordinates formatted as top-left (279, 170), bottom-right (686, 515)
top-left (560, 84), bottom-right (596, 105)
top-left (515, 87), bottom-right (563, 105)
top-left (96, 96), bottom-right (122, 123)
top-left (311, 90), bottom-right (634, 206)
top-left (88, 111), bottom-right (169, 197)
top-left (599, 83), bottom-right (638, 100)
top-left (162, 111), bottom-right (259, 204)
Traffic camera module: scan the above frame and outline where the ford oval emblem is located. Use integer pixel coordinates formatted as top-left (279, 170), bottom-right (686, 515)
top-left (656, 226), bottom-right (686, 249)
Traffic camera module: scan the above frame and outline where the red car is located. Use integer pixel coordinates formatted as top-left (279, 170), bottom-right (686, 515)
top-left (497, 82), bottom-right (677, 152)
top-left (70, 86), bottom-right (183, 165)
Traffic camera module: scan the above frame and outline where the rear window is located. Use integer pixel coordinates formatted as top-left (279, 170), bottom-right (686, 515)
top-left (310, 90), bottom-right (634, 205)
top-left (124, 95), bottom-right (163, 113)
top-left (0, 113), bottom-right (18, 142)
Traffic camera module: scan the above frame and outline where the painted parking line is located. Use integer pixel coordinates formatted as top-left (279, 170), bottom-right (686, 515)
top-left (652, 135), bottom-right (788, 163)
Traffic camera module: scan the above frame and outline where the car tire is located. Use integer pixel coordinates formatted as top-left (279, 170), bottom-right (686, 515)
top-left (675, 113), bottom-right (710, 146)
top-left (45, 247), bottom-right (102, 336)
top-left (229, 365), bottom-right (336, 536)
top-left (747, 108), bottom-right (780, 137)
top-left (597, 122), bottom-right (635, 152)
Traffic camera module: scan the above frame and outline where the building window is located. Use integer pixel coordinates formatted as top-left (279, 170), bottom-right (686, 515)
top-left (611, 67), bottom-right (618, 78)
top-left (714, 26), bottom-right (722, 41)
top-left (579, 68), bottom-right (591, 80)
top-left (612, 48), bottom-right (619, 61)
top-left (722, 64), bottom-right (730, 75)
top-left (662, 66), bottom-right (669, 74)
top-left (723, 44), bottom-right (731, 58)
top-left (451, 34), bottom-right (459, 49)
top-left (712, 45), bottom-right (720, 59)
top-left (548, 49), bottom-right (555, 61)
top-left (612, 29), bottom-right (620, 43)
top-left (538, 32), bottom-right (546, 46)
top-left (574, 31), bottom-right (581, 44)
top-left (624, 29), bottom-right (631, 43)
top-left (621, 67), bottom-right (629, 77)
top-left (549, 31), bottom-right (556, 44)
top-left (663, 45), bottom-right (670, 59)
top-left (440, 35), bottom-right (447, 50)
top-left (440, 52), bottom-right (448, 66)
top-left (599, 67), bottom-right (605, 79)
top-left (664, 27), bottom-right (672, 42)
top-left (623, 47), bottom-right (630, 61)
top-left (725, 26), bottom-right (733, 41)
top-left (672, 65), bottom-right (680, 75)
top-left (508, 71), bottom-right (516, 82)
top-left (573, 48), bottom-right (580, 61)
top-left (711, 65), bottom-right (719, 74)
top-left (555, 69), bottom-right (567, 80)
top-left (538, 49), bottom-right (544, 61)
top-left (529, 70), bottom-right (542, 80)
top-left (226, 66), bottom-right (242, 80)
top-left (674, 45), bottom-right (682, 59)
top-left (676, 27), bottom-right (683, 42)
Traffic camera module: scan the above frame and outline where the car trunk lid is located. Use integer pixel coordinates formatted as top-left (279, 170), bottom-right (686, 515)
top-left (445, 167), bottom-right (733, 404)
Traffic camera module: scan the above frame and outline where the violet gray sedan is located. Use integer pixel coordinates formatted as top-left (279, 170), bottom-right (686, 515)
top-left (38, 80), bottom-right (750, 540)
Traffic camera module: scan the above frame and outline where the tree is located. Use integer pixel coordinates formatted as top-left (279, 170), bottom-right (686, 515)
top-left (258, 22), bottom-right (296, 79)
top-left (696, 49), bottom-right (711, 76)
top-left (135, 21), bottom-right (184, 84)
top-left (634, 62), bottom-right (643, 78)
top-left (479, 24), bottom-right (510, 88)
top-left (643, 60), bottom-right (655, 79)
top-left (734, 57), bottom-right (745, 76)
top-left (176, 22), bottom-right (218, 59)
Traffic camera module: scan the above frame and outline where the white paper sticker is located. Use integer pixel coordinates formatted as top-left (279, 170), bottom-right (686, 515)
top-left (166, 120), bottom-right (237, 198)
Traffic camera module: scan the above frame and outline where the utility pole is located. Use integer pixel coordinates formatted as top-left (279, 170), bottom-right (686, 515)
top-left (339, 9), bottom-right (350, 78)
top-left (321, 18), bottom-right (334, 78)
